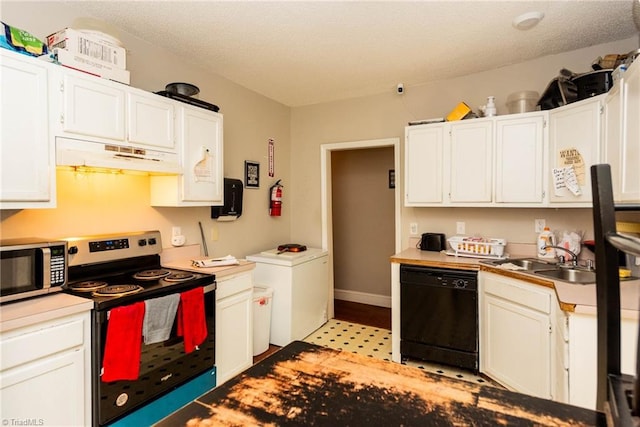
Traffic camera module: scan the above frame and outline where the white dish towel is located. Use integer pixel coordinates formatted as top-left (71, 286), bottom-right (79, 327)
top-left (191, 255), bottom-right (239, 268)
top-left (143, 293), bottom-right (180, 345)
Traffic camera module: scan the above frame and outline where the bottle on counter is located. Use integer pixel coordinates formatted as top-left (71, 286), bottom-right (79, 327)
top-left (537, 227), bottom-right (556, 259)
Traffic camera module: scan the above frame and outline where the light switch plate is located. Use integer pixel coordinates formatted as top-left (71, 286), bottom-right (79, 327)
top-left (456, 222), bottom-right (465, 235)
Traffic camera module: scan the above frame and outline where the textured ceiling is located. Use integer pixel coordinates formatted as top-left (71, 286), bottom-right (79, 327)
top-left (70, 1), bottom-right (639, 107)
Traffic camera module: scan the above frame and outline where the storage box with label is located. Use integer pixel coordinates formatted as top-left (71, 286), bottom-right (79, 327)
top-left (47, 28), bottom-right (126, 69)
top-left (50, 48), bottom-right (130, 85)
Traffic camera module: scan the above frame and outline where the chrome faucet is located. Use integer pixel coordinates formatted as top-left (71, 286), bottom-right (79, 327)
top-left (544, 245), bottom-right (579, 267)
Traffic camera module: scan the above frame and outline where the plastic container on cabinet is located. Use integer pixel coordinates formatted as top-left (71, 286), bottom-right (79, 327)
top-left (507, 91), bottom-right (539, 114)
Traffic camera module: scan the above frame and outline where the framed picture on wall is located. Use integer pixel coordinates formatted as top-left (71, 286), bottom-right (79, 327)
top-left (245, 161), bottom-right (260, 188)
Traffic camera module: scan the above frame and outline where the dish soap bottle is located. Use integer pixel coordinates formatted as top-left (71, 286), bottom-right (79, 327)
top-left (537, 227), bottom-right (556, 259)
top-left (485, 96), bottom-right (497, 117)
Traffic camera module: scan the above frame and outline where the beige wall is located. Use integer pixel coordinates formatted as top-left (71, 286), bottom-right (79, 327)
top-left (290, 36), bottom-right (640, 252)
top-left (1, 3), bottom-right (638, 261)
top-left (331, 147), bottom-right (394, 297)
top-left (0, 2), bottom-right (292, 258)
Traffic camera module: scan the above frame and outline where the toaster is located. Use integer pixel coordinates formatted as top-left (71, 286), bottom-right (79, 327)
top-left (419, 233), bottom-right (446, 252)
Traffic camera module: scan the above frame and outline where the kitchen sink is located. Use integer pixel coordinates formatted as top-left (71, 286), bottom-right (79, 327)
top-left (533, 268), bottom-right (596, 284)
top-left (485, 258), bottom-right (555, 271)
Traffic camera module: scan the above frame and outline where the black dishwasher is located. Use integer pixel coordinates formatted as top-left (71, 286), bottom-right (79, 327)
top-left (400, 264), bottom-right (478, 372)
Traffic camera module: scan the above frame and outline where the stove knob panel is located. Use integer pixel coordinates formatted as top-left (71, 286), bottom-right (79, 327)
top-left (138, 239), bottom-right (147, 246)
top-left (68, 246), bottom-right (78, 255)
top-left (148, 238), bottom-right (157, 245)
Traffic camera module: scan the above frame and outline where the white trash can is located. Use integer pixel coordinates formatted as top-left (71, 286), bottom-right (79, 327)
top-left (252, 286), bottom-right (274, 356)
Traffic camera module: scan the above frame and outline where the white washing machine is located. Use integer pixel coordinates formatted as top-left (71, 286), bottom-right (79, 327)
top-left (246, 248), bottom-right (329, 346)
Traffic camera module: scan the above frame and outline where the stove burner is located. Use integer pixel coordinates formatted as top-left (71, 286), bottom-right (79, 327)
top-left (133, 269), bottom-right (171, 281)
top-left (69, 281), bottom-right (109, 292)
top-left (92, 284), bottom-right (143, 297)
top-left (164, 272), bottom-right (196, 282)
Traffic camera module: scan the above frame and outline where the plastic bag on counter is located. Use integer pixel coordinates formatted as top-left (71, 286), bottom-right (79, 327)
top-left (557, 230), bottom-right (583, 256)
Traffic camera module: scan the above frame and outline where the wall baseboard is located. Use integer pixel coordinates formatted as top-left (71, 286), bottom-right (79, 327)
top-left (333, 289), bottom-right (391, 308)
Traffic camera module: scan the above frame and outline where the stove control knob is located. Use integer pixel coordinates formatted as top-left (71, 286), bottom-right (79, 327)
top-left (148, 238), bottom-right (157, 245)
top-left (68, 246), bottom-right (78, 255)
top-left (138, 239), bottom-right (147, 246)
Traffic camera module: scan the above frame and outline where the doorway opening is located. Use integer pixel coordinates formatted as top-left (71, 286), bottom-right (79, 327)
top-left (320, 138), bottom-right (401, 324)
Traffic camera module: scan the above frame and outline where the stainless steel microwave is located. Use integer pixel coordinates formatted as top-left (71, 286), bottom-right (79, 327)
top-left (0, 238), bottom-right (67, 304)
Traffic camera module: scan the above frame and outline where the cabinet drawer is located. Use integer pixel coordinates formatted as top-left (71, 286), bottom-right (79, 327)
top-left (216, 272), bottom-right (253, 300)
top-left (1, 316), bottom-right (85, 371)
top-left (484, 276), bottom-right (551, 314)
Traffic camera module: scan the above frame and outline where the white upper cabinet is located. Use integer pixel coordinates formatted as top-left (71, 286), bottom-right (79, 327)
top-left (404, 112), bottom-right (547, 207)
top-left (404, 124), bottom-right (444, 205)
top-left (604, 60), bottom-right (640, 202)
top-left (127, 91), bottom-right (175, 150)
top-left (547, 95), bottom-right (604, 205)
top-left (0, 50), bottom-right (56, 208)
top-left (58, 71), bottom-right (126, 142)
top-left (448, 120), bottom-right (493, 203)
top-left (150, 104), bottom-right (224, 206)
top-left (57, 69), bottom-right (176, 152)
top-left (495, 113), bottom-right (546, 204)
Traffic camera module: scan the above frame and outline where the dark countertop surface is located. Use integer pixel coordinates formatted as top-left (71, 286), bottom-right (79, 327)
top-left (156, 341), bottom-right (605, 426)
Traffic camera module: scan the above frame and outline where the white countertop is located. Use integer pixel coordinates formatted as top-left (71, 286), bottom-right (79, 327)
top-left (160, 244), bottom-right (255, 278)
top-left (162, 258), bottom-right (255, 278)
top-left (0, 293), bottom-right (94, 333)
top-left (391, 248), bottom-right (640, 315)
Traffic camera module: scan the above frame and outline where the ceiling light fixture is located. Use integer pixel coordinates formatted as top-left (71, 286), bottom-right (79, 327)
top-left (512, 11), bottom-right (544, 30)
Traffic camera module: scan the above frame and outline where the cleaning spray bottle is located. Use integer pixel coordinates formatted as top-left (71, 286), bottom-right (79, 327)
top-left (537, 226), bottom-right (556, 259)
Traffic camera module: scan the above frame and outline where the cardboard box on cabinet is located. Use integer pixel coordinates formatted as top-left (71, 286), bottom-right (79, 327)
top-left (47, 28), bottom-right (126, 69)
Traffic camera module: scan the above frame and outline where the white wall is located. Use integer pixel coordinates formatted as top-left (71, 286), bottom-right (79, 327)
top-left (290, 36), bottom-right (640, 251)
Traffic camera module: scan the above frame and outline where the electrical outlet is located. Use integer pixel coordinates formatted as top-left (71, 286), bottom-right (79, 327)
top-left (172, 226), bottom-right (182, 238)
top-left (410, 223), bottom-right (418, 235)
top-left (456, 222), bottom-right (466, 235)
top-left (535, 219), bottom-right (546, 233)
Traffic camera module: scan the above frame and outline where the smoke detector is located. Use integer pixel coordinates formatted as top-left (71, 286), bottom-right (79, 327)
top-left (512, 11), bottom-right (544, 30)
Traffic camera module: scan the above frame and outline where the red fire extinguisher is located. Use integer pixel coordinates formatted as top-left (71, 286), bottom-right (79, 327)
top-left (269, 180), bottom-right (283, 216)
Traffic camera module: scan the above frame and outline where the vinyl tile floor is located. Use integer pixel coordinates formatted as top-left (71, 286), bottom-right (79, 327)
top-left (303, 318), bottom-right (502, 388)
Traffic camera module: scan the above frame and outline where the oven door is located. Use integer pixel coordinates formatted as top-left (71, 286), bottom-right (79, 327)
top-left (94, 284), bottom-right (216, 426)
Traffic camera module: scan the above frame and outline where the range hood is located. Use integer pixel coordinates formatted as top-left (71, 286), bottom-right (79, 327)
top-left (56, 137), bottom-right (182, 174)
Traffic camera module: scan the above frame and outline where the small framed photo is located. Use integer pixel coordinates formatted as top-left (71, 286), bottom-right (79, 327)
top-left (245, 161), bottom-right (260, 188)
top-left (389, 169), bottom-right (395, 189)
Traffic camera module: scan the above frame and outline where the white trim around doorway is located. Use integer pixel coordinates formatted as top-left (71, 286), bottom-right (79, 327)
top-left (320, 137), bottom-right (401, 319)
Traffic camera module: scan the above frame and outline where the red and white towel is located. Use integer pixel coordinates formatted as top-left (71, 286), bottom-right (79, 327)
top-left (177, 287), bottom-right (208, 353)
top-left (102, 302), bottom-right (145, 382)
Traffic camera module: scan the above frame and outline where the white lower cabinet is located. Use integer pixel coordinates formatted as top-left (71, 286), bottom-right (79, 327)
top-left (0, 311), bottom-right (91, 426)
top-left (215, 271), bottom-right (253, 385)
top-left (479, 272), bottom-right (566, 401)
top-left (566, 311), bottom-right (639, 410)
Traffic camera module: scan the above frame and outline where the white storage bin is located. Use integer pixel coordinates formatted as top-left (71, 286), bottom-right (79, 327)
top-left (252, 286), bottom-right (274, 356)
top-left (448, 236), bottom-right (507, 257)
